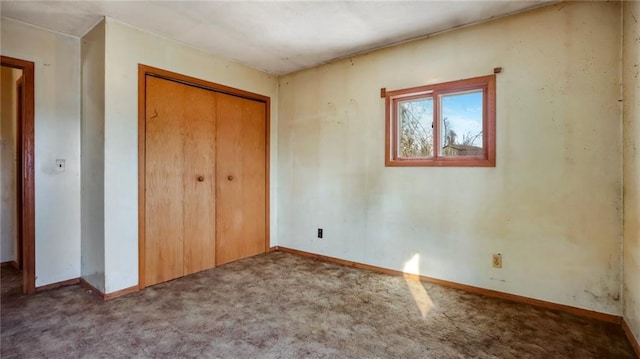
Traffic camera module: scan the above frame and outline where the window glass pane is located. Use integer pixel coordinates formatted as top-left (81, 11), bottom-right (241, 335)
top-left (398, 98), bottom-right (433, 158)
top-left (440, 90), bottom-right (483, 157)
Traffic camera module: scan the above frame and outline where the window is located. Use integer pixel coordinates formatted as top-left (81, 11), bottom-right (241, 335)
top-left (384, 75), bottom-right (496, 167)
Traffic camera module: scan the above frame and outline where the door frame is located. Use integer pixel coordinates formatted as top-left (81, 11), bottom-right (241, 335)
top-left (137, 64), bottom-right (271, 289)
top-left (15, 76), bottom-right (24, 270)
top-left (1, 56), bottom-right (36, 294)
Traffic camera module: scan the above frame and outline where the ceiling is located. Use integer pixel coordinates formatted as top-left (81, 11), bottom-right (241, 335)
top-left (1, 1), bottom-right (553, 75)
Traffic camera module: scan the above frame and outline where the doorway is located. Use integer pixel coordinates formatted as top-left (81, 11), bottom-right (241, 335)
top-left (0, 56), bottom-right (35, 295)
top-left (138, 65), bottom-right (270, 289)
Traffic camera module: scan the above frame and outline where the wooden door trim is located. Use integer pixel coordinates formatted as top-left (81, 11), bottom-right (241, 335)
top-left (138, 64), bottom-right (271, 289)
top-left (15, 76), bottom-right (24, 270)
top-left (139, 65), bottom-right (270, 103)
top-left (1, 56), bottom-right (36, 294)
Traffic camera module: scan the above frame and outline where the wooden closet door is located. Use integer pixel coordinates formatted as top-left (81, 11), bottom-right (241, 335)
top-left (215, 93), bottom-right (266, 265)
top-left (145, 76), bottom-right (185, 286)
top-left (182, 85), bottom-right (217, 275)
top-left (145, 76), bottom-right (217, 286)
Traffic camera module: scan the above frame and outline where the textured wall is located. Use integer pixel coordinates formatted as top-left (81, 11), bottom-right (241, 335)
top-left (278, 2), bottom-right (623, 314)
top-left (81, 19), bottom-right (106, 292)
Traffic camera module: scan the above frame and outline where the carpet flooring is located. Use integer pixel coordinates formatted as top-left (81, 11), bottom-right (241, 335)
top-left (1, 251), bottom-right (636, 358)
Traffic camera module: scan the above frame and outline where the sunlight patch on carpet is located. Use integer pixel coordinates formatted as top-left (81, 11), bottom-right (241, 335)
top-left (403, 253), bottom-right (434, 318)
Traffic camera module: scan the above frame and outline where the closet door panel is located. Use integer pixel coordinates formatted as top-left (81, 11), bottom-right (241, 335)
top-left (183, 86), bottom-right (217, 275)
top-left (216, 93), bottom-right (266, 265)
top-left (145, 76), bottom-right (185, 286)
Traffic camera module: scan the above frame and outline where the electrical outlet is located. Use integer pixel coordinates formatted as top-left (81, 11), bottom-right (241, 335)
top-left (492, 253), bottom-right (502, 268)
top-left (317, 228), bottom-right (323, 239)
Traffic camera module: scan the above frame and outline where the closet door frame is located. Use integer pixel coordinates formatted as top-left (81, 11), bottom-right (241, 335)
top-left (137, 64), bottom-right (270, 289)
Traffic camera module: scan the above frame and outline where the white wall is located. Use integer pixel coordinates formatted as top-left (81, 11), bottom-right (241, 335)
top-left (102, 18), bottom-right (279, 293)
top-left (0, 17), bottom-right (81, 286)
top-left (81, 19), bottom-right (106, 292)
top-left (623, 0), bottom-right (640, 344)
top-left (0, 66), bottom-right (21, 263)
top-left (278, 2), bottom-right (623, 314)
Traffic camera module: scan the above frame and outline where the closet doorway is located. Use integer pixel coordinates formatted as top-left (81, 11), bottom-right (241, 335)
top-left (138, 65), bottom-right (269, 288)
top-left (0, 56), bottom-right (35, 295)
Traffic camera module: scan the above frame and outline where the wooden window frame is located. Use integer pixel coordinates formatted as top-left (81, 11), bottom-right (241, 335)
top-left (384, 75), bottom-right (496, 167)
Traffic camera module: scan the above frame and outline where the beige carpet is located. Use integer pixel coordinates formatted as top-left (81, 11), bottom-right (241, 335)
top-left (1, 251), bottom-right (636, 358)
